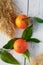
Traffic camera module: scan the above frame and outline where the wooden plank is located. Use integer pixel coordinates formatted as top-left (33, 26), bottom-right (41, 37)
top-left (14, 0), bottom-right (28, 65)
top-left (39, 0), bottom-right (43, 18)
top-left (28, 0), bottom-right (40, 17)
top-left (0, 0), bottom-right (28, 65)
top-left (14, 0), bottom-right (28, 15)
top-left (27, 0), bottom-right (43, 65)
top-left (28, 0), bottom-right (43, 18)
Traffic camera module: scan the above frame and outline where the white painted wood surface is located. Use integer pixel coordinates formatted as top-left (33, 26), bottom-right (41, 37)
top-left (28, 0), bottom-right (43, 56)
top-left (14, 0), bottom-right (28, 15)
top-left (27, 0), bottom-right (43, 65)
top-left (0, 0), bottom-right (43, 65)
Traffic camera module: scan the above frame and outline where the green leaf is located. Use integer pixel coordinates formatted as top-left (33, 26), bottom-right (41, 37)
top-left (0, 50), bottom-right (19, 65)
top-left (26, 38), bottom-right (40, 43)
top-left (32, 17), bottom-right (43, 23)
top-left (23, 50), bottom-right (30, 60)
top-left (0, 50), bottom-right (1, 58)
top-left (22, 25), bottom-right (33, 40)
top-left (3, 38), bottom-right (18, 49)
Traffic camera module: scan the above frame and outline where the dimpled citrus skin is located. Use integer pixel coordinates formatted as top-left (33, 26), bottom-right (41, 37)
top-left (15, 14), bottom-right (30, 29)
top-left (13, 39), bottom-right (28, 53)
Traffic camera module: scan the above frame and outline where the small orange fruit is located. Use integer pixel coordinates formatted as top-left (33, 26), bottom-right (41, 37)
top-left (15, 14), bottom-right (30, 29)
top-left (13, 39), bottom-right (28, 53)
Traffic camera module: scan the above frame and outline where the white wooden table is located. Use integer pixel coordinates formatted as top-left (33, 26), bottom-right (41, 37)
top-left (0, 0), bottom-right (43, 65)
